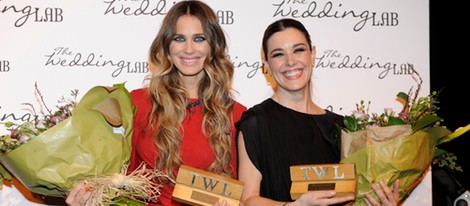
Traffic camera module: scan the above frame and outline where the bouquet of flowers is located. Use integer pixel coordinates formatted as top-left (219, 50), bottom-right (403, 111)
top-left (0, 83), bottom-right (78, 155)
top-left (339, 71), bottom-right (469, 205)
top-left (0, 83), bottom-right (167, 205)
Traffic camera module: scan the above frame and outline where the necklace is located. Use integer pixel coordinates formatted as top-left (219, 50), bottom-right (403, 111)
top-left (188, 100), bottom-right (200, 114)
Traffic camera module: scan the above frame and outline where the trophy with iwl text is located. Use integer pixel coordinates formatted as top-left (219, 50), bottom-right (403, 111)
top-left (290, 163), bottom-right (357, 200)
top-left (172, 165), bottom-right (244, 206)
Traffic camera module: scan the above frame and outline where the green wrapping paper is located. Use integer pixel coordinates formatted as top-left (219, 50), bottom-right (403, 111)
top-left (0, 84), bottom-right (134, 197)
top-left (340, 125), bottom-right (451, 206)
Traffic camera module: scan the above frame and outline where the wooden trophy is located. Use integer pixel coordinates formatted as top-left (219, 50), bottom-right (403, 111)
top-left (172, 165), bottom-right (244, 206)
top-left (290, 163), bottom-right (357, 200)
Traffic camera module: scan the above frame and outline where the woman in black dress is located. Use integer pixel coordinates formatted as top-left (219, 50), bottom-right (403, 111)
top-left (236, 18), bottom-right (400, 206)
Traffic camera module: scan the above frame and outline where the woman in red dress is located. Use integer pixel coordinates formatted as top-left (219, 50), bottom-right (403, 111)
top-left (66, 1), bottom-right (246, 205)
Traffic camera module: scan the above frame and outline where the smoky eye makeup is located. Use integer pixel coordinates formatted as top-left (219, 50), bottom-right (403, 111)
top-left (173, 35), bottom-right (185, 42)
top-left (193, 35), bottom-right (206, 42)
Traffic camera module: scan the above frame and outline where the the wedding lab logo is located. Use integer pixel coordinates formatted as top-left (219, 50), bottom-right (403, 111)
top-left (0, 60), bottom-right (11, 72)
top-left (229, 55), bottom-right (264, 79)
top-left (0, 2), bottom-right (64, 27)
top-left (316, 49), bottom-right (415, 79)
top-left (271, 0), bottom-right (399, 32)
top-left (0, 106), bottom-right (33, 123)
top-left (103, 0), bottom-right (168, 16)
top-left (102, 0), bottom-right (235, 25)
top-left (44, 47), bottom-right (148, 77)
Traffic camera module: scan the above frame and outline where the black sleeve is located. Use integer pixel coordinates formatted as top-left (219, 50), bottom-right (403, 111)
top-left (235, 109), bottom-right (262, 171)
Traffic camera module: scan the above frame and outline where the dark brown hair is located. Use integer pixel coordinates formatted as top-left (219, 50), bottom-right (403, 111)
top-left (262, 18), bottom-right (312, 60)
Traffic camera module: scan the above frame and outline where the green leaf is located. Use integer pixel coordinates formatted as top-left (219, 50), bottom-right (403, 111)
top-left (396, 92), bottom-right (409, 102)
top-left (343, 116), bottom-right (358, 132)
top-left (386, 117), bottom-right (406, 126)
top-left (413, 115), bottom-right (442, 132)
top-left (433, 147), bottom-right (447, 159)
top-left (4, 122), bottom-right (15, 128)
top-left (111, 196), bottom-right (147, 206)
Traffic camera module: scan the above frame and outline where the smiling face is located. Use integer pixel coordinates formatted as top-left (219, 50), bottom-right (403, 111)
top-left (265, 27), bottom-right (316, 94)
top-left (170, 14), bottom-right (210, 80)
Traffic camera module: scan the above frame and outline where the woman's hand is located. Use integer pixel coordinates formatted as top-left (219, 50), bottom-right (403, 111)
top-left (65, 181), bottom-right (93, 206)
top-left (364, 179), bottom-right (400, 206)
top-left (294, 190), bottom-right (355, 206)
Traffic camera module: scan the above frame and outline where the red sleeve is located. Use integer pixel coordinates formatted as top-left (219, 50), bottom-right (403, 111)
top-left (230, 101), bottom-right (247, 178)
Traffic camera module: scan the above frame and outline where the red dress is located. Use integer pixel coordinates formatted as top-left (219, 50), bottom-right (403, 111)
top-left (128, 88), bottom-right (247, 206)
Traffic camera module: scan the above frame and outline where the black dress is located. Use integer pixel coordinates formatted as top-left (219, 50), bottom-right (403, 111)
top-left (236, 98), bottom-right (344, 201)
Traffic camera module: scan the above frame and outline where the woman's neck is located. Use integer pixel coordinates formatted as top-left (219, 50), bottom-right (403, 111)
top-left (272, 92), bottom-right (325, 115)
top-left (181, 73), bottom-right (202, 99)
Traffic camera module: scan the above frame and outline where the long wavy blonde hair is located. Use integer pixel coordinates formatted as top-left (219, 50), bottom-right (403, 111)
top-left (144, 0), bottom-right (235, 182)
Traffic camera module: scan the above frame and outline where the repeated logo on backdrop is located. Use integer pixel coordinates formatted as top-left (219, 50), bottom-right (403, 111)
top-left (0, 1), bottom-right (431, 204)
top-left (103, 0), bottom-right (168, 16)
top-left (316, 50), bottom-right (415, 79)
top-left (0, 0), bottom-right (410, 79)
top-left (0, 2), bottom-right (63, 27)
top-left (0, 0), bottom-right (426, 125)
top-left (232, 50), bottom-right (415, 80)
top-left (272, 0), bottom-right (399, 32)
top-left (229, 0), bottom-right (411, 81)
top-left (44, 47), bottom-right (149, 77)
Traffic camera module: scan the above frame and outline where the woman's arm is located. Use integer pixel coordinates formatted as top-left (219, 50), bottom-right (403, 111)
top-left (238, 132), bottom-right (284, 205)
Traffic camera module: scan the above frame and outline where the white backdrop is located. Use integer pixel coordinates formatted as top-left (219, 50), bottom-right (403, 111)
top-left (0, 0), bottom-right (431, 205)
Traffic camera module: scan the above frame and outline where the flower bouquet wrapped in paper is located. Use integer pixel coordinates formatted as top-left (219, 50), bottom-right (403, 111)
top-left (0, 83), bottom-right (134, 197)
top-left (339, 72), bottom-right (469, 205)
